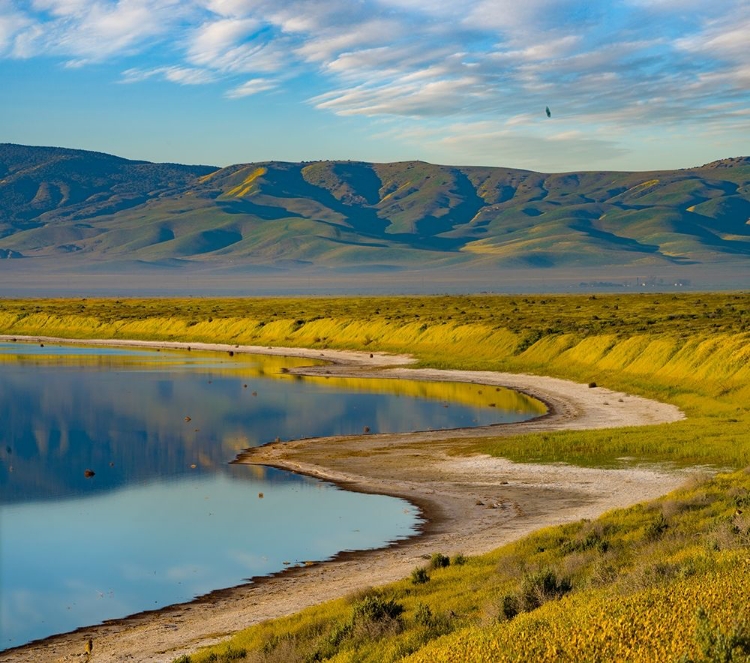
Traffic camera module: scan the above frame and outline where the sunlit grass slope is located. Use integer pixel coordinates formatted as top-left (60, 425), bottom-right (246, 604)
top-left (1, 292), bottom-right (749, 661)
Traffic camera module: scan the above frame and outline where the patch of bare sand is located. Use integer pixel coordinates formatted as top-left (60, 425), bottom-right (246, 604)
top-left (0, 337), bottom-right (688, 663)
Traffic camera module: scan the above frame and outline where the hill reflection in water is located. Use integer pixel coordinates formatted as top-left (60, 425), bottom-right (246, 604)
top-left (0, 343), bottom-right (543, 505)
top-left (0, 342), bottom-right (543, 649)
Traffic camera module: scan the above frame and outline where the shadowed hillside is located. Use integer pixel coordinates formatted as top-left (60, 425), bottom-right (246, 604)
top-left (1, 144), bottom-right (749, 268)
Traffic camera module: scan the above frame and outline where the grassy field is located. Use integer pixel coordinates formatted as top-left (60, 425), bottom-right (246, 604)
top-left (1, 292), bottom-right (749, 661)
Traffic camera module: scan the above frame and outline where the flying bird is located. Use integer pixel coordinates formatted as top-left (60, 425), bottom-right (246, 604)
top-left (545, 106), bottom-right (551, 118)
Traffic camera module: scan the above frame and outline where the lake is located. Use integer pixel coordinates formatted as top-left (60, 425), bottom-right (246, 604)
top-left (0, 342), bottom-right (544, 649)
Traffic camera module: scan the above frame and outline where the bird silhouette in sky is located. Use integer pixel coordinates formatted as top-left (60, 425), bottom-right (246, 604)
top-left (545, 106), bottom-right (551, 118)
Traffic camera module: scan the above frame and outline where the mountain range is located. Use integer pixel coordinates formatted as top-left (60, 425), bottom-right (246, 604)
top-left (1, 143), bottom-right (749, 269)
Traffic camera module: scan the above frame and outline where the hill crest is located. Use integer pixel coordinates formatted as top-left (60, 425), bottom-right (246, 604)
top-left (1, 143), bottom-right (749, 269)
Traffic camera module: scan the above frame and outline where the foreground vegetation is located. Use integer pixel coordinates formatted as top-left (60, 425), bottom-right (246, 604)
top-left (1, 292), bottom-right (749, 661)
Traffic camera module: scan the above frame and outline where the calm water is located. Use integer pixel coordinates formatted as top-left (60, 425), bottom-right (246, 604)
top-left (0, 343), bottom-right (544, 648)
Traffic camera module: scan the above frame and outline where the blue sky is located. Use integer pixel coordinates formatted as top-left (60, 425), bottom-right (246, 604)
top-left (1, 0), bottom-right (749, 171)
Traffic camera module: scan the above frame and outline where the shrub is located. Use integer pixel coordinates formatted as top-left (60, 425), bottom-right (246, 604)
top-left (518, 569), bottom-right (572, 611)
top-left (411, 567), bottom-right (430, 584)
top-left (429, 553), bottom-right (450, 570)
top-left (351, 594), bottom-right (404, 640)
top-left (414, 603), bottom-right (433, 627)
top-left (645, 513), bottom-right (669, 540)
top-left (561, 531), bottom-right (609, 555)
top-left (499, 594), bottom-right (519, 621)
top-left (352, 594), bottom-right (404, 623)
top-left (325, 621), bottom-right (353, 648)
top-left (495, 568), bottom-right (572, 623)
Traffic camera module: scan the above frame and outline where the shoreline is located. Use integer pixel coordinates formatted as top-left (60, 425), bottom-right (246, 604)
top-left (1, 335), bottom-right (688, 663)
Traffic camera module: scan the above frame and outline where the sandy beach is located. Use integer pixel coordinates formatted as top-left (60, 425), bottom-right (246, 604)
top-left (0, 337), bottom-right (688, 663)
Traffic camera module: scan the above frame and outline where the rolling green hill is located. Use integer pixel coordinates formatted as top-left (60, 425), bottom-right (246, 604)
top-left (1, 144), bottom-right (749, 268)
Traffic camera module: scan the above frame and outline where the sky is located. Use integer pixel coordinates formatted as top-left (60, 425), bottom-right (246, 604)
top-left (1, 0), bottom-right (749, 172)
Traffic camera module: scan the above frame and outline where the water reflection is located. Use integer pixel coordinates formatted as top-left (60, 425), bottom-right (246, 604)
top-left (2, 467), bottom-right (420, 649)
top-left (0, 343), bottom-right (544, 505)
top-left (0, 342), bottom-right (543, 649)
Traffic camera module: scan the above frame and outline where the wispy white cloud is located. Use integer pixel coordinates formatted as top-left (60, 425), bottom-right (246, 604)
top-left (2, 0), bottom-right (748, 167)
top-left (0, 5), bottom-right (32, 55)
top-left (296, 18), bottom-right (403, 64)
top-left (122, 65), bottom-right (215, 85)
top-left (225, 76), bottom-right (276, 98)
top-left (314, 73), bottom-right (492, 117)
top-left (12, 0), bottom-right (189, 62)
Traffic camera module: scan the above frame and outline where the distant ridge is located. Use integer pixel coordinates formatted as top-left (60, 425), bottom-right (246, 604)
top-left (1, 143), bottom-right (749, 269)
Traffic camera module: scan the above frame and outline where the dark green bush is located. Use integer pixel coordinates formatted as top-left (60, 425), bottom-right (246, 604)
top-left (645, 514), bottom-right (669, 540)
top-left (429, 553), bottom-right (450, 570)
top-left (352, 595), bottom-right (404, 624)
top-left (518, 569), bottom-right (572, 611)
top-left (411, 567), bottom-right (430, 584)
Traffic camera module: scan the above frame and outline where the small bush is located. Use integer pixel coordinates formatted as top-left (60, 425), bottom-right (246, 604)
top-left (495, 568), bottom-right (572, 623)
top-left (645, 513), bottom-right (669, 540)
top-left (414, 603), bottom-right (433, 626)
top-left (561, 531), bottom-right (609, 555)
top-left (518, 569), bottom-right (572, 611)
top-left (351, 594), bottom-right (404, 640)
top-left (429, 553), bottom-right (450, 570)
top-left (499, 594), bottom-right (519, 621)
top-left (352, 594), bottom-right (404, 623)
top-left (325, 620), bottom-right (353, 648)
top-left (205, 647), bottom-right (246, 661)
top-left (411, 567), bottom-right (430, 584)
top-left (452, 553), bottom-right (468, 566)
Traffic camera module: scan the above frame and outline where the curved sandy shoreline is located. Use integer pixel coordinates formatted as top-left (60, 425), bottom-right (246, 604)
top-left (1, 336), bottom-right (687, 663)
